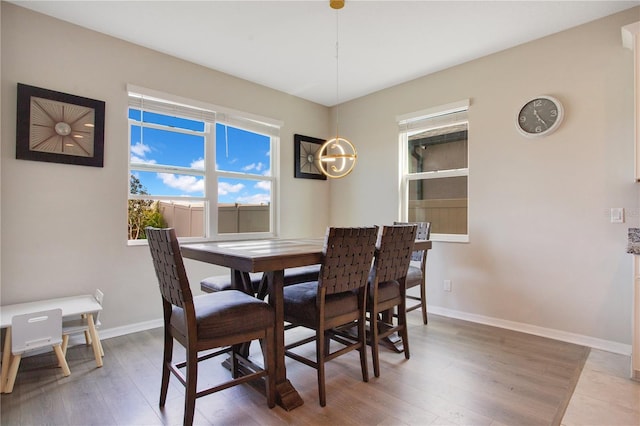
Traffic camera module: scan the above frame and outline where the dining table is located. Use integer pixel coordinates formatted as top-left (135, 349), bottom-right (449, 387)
top-left (180, 237), bottom-right (432, 410)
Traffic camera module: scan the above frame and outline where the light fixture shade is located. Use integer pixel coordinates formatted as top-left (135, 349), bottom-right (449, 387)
top-left (317, 137), bottom-right (357, 178)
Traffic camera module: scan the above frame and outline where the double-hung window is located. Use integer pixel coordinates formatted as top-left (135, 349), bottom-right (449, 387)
top-left (398, 99), bottom-right (469, 242)
top-left (127, 85), bottom-right (280, 242)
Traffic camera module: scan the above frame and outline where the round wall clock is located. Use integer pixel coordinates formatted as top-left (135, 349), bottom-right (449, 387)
top-left (516, 95), bottom-right (564, 138)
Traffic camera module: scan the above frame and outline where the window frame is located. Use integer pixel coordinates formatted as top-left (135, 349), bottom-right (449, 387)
top-left (127, 85), bottom-right (281, 244)
top-left (398, 99), bottom-right (470, 243)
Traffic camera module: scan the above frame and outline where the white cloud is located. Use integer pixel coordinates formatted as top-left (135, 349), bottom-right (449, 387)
top-left (157, 173), bottom-right (204, 193)
top-left (255, 181), bottom-right (270, 191)
top-left (218, 181), bottom-right (244, 195)
top-left (131, 142), bottom-right (151, 157)
top-left (242, 162), bottom-right (266, 172)
top-left (191, 158), bottom-right (205, 170)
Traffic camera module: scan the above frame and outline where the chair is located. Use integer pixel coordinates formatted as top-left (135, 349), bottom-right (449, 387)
top-left (367, 224), bottom-right (417, 377)
top-left (5, 308), bottom-right (70, 393)
top-left (395, 221), bottom-right (431, 324)
top-left (145, 227), bottom-right (276, 426)
top-left (61, 289), bottom-right (104, 366)
top-left (282, 226), bottom-right (378, 406)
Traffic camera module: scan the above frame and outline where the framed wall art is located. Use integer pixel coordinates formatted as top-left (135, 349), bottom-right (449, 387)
top-left (16, 83), bottom-right (105, 167)
top-left (294, 133), bottom-right (326, 180)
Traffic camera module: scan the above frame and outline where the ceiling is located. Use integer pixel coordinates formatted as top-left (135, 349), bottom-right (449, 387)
top-left (10, 1), bottom-right (639, 106)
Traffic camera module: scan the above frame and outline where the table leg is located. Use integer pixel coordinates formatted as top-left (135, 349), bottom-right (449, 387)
top-left (0, 328), bottom-right (12, 393)
top-left (266, 270), bottom-right (304, 410)
top-left (86, 314), bottom-right (103, 367)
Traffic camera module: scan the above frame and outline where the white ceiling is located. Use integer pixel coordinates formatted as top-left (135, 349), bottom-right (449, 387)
top-left (10, 1), bottom-right (639, 106)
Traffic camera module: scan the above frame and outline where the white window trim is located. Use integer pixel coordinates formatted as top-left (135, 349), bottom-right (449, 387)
top-left (127, 85), bottom-right (281, 243)
top-left (398, 99), bottom-right (470, 243)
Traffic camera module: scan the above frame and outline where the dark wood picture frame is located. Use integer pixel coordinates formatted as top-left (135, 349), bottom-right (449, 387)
top-left (294, 134), bottom-right (327, 180)
top-left (16, 83), bottom-right (105, 167)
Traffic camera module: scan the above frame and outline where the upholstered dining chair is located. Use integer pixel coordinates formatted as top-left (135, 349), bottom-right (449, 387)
top-left (395, 221), bottom-right (431, 324)
top-left (145, 227), bottom-right (276, 426)
top-left (367, 224), bottom-right (417, 377)
top-left (282, 226), bottom-right (378, 407)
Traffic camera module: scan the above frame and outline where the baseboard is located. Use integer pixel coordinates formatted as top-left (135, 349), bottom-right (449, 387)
top-left (428, 305), bottom-right (632, 356)
top-left (98, 318), bottom-right (163, 341)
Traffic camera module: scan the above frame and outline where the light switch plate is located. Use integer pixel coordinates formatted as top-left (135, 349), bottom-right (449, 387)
top-left (611, 208), bottom-right (625, 223)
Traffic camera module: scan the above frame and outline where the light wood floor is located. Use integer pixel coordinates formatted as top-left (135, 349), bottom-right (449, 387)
top-left (1, 314), bottom-right (637, 426)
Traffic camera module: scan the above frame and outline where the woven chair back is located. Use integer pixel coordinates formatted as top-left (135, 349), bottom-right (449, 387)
top-left (318, 227), bottom-right (378, 295)
top-left (146, 227), bottom-right (193, 308)
top-left (374, 225), bottom-right (417, 283)
top-left (394, 221), bottom-right (431, 261)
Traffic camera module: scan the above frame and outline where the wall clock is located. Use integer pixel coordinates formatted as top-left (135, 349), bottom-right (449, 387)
top-left (294, 134), bottom-right (327, 180)
top-left (16, 83), bottom-right (105, 167)
top-left (516, 95), bottom-right (564, 138)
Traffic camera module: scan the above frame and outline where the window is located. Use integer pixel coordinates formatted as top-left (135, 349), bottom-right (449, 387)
top-left (398, 100), bottom-right (469, 242)
top-left (127, 85), bottom-right (280, 242)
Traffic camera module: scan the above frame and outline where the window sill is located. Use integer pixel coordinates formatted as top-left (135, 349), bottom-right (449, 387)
top-left (430, 233), bottom-right (469, 243)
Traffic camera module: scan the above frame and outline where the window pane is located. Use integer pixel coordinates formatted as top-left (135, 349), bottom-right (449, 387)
top-left (216, 124), bottom-right (271, 176)
top-left (408, 124), bottom-right (467, 173)
top-left (130, 170), bottom-right (204, 197)
top-left (218, 177), bottom-right (270, 234)
top-left (129, 108), bottom-right (204, 132)
top-left (127, 198), bottom-right (205, 240)
top-left (409, 176), bottom-right (467, 234)
top-left (130, 124), bottom-right (204, 169)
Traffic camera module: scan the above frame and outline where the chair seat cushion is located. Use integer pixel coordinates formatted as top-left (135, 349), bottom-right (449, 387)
top-left (171, 291), bottom-right (273, 340)
top-left (201, 264), bottom-right (322, 294)
top-left (283, 281), bottom-right (358, 325)
top-left (200, 273), bottom-right (262, 293)
top-left (369, 279), bottom-right (401, 303)
top-left (405, 262), bottom-right (422, 289)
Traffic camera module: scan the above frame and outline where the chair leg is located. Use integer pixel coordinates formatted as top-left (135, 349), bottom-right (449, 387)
top-left (61, 334), bottom-right (70, 357)
top-left (5, 354), bottom-right (21, 394)
top-left (53, 344), bottom-right (71, 376)
top-left (184, 348), bottom-right (198, 426)
top-left (370, 312), bottom-right (381, 378)
top-left (160, 331), bottom-right (173, 407)
top-left (359, 311), bottom-right (369, 382)
top-left (420, 279), bottom-right (428, 324)
top-left (316, 328), bottom-right (327, 407)
top-left (399, 303), bottom-right (410, 360)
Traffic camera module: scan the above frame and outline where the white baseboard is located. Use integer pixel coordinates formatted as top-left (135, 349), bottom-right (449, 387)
top-left (428, 305), bottom-right (632, 356)
top-left (98, 318), bottom-right (163, 341)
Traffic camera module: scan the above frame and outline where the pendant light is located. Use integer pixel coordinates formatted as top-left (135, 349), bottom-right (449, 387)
top-left (317, 0), bottom-right (357, 179)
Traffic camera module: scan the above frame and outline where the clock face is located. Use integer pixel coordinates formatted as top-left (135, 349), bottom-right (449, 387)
top-left (517, 96), bottom-right (564, 137)
top-left (29, 96), bottom-right (96, 157)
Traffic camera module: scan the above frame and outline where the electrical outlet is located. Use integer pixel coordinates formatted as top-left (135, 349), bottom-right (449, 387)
top-left (610, 208), bottom-right (625, 224)
top-left (443, 280), bottom-right (452, 292)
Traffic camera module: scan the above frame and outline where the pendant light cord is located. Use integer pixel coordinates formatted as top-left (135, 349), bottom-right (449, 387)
top-left (335, 10), bottom-right (340, 139)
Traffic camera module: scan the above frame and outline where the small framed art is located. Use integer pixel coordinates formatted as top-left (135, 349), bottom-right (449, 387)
top-left (16, 83), bottom-right (105, 167)
top-left (294, 133), bottom-right (326, 180)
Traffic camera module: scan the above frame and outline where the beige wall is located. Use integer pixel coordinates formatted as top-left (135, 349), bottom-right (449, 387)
top-left (0, 3), bottom-right (330, 331)
top-left (331, 7), bottom-right (639, 349)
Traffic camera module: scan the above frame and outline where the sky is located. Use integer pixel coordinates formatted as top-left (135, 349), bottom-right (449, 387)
top-left (129, 109), bottom-right (271, 205)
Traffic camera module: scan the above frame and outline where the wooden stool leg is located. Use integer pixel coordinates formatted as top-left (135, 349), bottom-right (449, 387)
top-left (1, 328), bottom-right (13, 393)
top-left (53, 344), bottom-right (71, 376)
top-left (87, 314), bottom-right (103, 367)
top-left (61, 334), bottom-right (70, 356)
top-left (5, 354), bottom-right (22, 393)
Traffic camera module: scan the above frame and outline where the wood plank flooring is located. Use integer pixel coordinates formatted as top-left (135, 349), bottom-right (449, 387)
top-left (0, 313), bottom-right (625, 426)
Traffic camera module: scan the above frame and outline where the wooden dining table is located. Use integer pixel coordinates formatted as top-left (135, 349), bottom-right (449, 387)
top-left (180, 237), bottom-right (432, 410)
